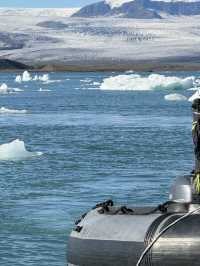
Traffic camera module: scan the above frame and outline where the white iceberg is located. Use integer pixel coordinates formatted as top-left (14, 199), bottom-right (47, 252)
top-left (0, 83), bottom-right (23, 94)
top-left (15, 72), bottom-right (50, 83)
top-left (39, 74), bottom-right (49, 82)
top-left (0, 107), bottom-right (27, 114)
top-left (0, 83), bottom-right (15, 94)
top-left (164, 93), bottom-right (187, 101)
top-left (22, 71), bottom-right (32, 82)
top-left (0, 83), bottom-right (10, 94)
top-left (33, 75), bottom-right (39, 81)
top-left (100, 74), bottom-right (194, 91)
top-left (15, 75), bottom-right (22, 83)
top-left (188, 90), bottom-right (200, 102)
top-left (0, 139), bottom-right (43, 161)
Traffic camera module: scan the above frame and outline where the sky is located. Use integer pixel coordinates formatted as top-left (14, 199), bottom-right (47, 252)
top-left (0, 0), bottom-right (96, 8)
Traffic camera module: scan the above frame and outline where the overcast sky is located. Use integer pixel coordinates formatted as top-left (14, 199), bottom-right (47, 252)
top-left (0, 0), bottom-right (96, 8)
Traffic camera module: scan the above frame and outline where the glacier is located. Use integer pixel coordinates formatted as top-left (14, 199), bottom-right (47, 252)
top-left (1, 8), bottom-right (200, 69)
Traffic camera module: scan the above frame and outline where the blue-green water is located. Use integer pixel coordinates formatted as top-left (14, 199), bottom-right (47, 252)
top-left (0, 71), bottom-right (196, 265)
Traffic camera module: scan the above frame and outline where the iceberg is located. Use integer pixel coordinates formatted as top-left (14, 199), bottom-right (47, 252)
top-left (0, 83), bottom-right (10, 94)
top-left (0, 83), bottom-right (23, 94)
top-left (100, 74), bottom-right (194, 91)
top-left (0, 139), bottom-right (43, 161)
top-left (0, 83), bottom-right (14, 94)
top-left (164, 93), bottom-right (187, 101)
top-left (22, 71), bottom-right (32, 82)
top-left (15, 75), bottom-right (22, 83)
top-left (33, 75), bottom-right (39, 81)
top-left (15, 72), bottom-right (50, 83)
top-left (39, 74), bottom-right (49, 82)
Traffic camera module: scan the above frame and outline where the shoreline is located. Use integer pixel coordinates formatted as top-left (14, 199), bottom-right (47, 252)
top-left (2, 65), bottom-right (200, 72)
top-left (2, 58), bottom-right (200, 72)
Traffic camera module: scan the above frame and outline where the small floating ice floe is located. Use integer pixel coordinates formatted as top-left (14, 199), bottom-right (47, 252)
top-left (80, 79), bottom-right (92, 83)
top-left (15, 75), bottom-right (22, 83)
top-left (38, 88), bottom-right (51, 92)
top-left (93, 82), bottom-right (101, 86)
top-left (39, 74), bottom-right (49, 82)
top-left (0, 83), bottom-right (11, 94)
top-left (0, 139), bottom-right (43, 161)
top-left (125, 70), bottom-right (134, 74)
top-left (32, 73), bottom-right (49, 82)
top-left (0, 83), bottom-right (21, 94)
top-left (164, 93), bottom-right (187, 101)
top-left (0, 107), bottom-right (27, 114)
top-left (33, 75), bottom-right (39, 81)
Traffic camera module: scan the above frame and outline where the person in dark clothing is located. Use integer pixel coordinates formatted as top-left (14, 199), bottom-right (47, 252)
top-left (192, 98), bottom-right (200, 194)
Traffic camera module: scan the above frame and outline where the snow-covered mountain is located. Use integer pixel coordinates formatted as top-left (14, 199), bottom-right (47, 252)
top-left (72, 0), bottom-right (200, 18)
top-left (0, 8), bottom-right (79, 17)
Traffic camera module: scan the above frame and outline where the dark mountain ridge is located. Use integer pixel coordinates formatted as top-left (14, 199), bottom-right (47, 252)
top-left (72, 0), bottom-right (200, 18)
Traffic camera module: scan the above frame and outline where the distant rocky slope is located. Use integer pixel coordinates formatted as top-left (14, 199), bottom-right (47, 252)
top-left (0, 59), bottom-right (29, 70)
top-left (72, 0), bottom-right (200, 18)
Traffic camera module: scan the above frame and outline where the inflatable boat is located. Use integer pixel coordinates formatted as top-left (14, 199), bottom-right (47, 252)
top-left (68, 175), bottom-right (200, 266)
top-left (68, 99), bottom-right (200, 265)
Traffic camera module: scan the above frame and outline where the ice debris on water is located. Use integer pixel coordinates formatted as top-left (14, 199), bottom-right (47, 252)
top-left (0, 107), bottom-right (27, 114)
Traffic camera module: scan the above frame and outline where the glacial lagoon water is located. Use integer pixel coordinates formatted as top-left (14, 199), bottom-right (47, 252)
top-left (0, 71), bottom-right (197, 265)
